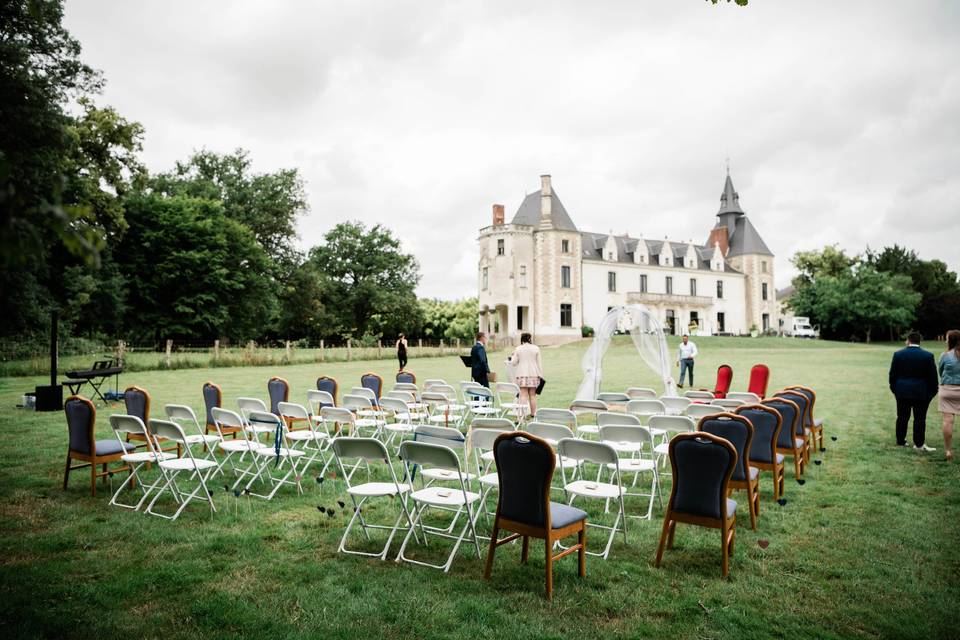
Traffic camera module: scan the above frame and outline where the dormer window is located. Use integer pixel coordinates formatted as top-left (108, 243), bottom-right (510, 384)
top-left (497, 239), bottom-right (504, 256)
top-left (639, 255), bottom-right (646, 263)
top-left (607, 252), bottom-right (614, 261)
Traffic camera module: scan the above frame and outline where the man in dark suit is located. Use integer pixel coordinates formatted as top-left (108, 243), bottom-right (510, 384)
top-left (889, 331), bottom-right (939, 451)
top-left (471, 332), bottom-right (490, 388)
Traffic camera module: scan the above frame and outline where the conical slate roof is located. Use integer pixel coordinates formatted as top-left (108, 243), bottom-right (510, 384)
top-left (510, 189), bottom-right (578, 231)
top-left (727, 216), bottom-right (773, 257)
top-left (718, 173), bottom-right (744, 215)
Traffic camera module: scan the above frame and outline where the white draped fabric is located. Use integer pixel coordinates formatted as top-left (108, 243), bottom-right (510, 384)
top-left (575, 304), bottom-right (676, 400)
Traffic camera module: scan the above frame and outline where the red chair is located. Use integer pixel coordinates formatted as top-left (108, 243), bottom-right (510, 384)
top-left (712, 365), bottom-right (733, 399)
top-left (747, 365), bottom-right (770, 399)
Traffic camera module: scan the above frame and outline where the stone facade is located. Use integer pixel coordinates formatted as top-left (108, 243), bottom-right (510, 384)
top-left (478, 173), bottom-right (776, 344)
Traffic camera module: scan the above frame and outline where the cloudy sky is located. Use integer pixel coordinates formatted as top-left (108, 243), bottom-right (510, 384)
top-left (65, 0), bottom-right (960, 298)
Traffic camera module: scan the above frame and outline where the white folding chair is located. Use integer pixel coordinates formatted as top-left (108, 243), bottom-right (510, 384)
top-left (627, 387), bottom-right (657, 399)
top-left (726, 391), bottom-right (761, 404)
top-left (650, 415), bottom-right (697, 470)
top-left (534, 408), bottom-right (577, 431)
top-left (380, 396), bottom-right (417, 450)
top-left (145, 419), bottom-right (218, 520)
top-left (422, 379), bottom-right (447, 391)
top-left (423, 391), bottom-right (465, 428)
top-left (237, 397), bottom-right (268, 424)
top-left (598, 422), bottom-right (660, 520)
top-left (241, 410), bottom-right (305, 500)
top-left (464, 383), bottom-right (498, 418)
top-left (626, 399), bottom-right (668, 440)
top-left (306, 389), bottom-right (335, 412)
top-left (557, 438), bottom-right (626, 559)
top-left (570, 399), bottom-right (608, 438)
top-left (332, 437), bottom-right (415, 560)
top-left (393, 382), bottom-right (420, 397)
top-left (395, 440), bottom-right (482, 572)
top-left (495, 382), bottom-right (527, 420)
top-left (164, 404), bottom-right (222, 473)
top-left (683, 390), bottom-right (716, 401)
top-left (525, 421), bottom-right (581, 486)
top-left (686, 404), bottom-right (727, 420)
top-left (715, 398), bottom-right (746, 409)
top-left (597, 392), bottom-right (630, 410)
top-left (660, 396), bottom-right (693, 415)
top-left (211, 407), bottom-right (265, 490)
top-left (278, 401), bottom-right (330, 478)
top-left (342, 394), bottom-right (385, 439)
top-left (468, 427), bottom-right (511, 523)
top-left (108, 414), bottom-right (175, 511)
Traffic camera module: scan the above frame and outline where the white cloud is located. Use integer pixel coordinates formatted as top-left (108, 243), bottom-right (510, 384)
top-left (65, 0), bottom-right (960, 296)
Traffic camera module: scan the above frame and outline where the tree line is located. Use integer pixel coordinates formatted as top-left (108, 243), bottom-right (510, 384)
top-left (787, 245), bottom-right (960, 342)
top-left (0, 0), bottom-right (476, 354)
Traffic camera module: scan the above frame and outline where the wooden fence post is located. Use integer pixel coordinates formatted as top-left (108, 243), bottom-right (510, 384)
top-left (418, 338), bottom-right (422, 357)
top-left (347, 338), bottom-right (352, 361)
top-left (213, 339), bottom-right (220, 361)
top-left (377, 340), bottom-right (382, 359)
top-left (285, 340), bottom-right (291, 360)
top-left (165, 339), bottom-right (173, 367)
top-left (116, 340), bottom-right (126, 367)
top-left (440, 339), bottom-right (444, 355)
top-left (320, 339), bottom-right (325, 362)
top-left (456, 338), bottom-right (461, 352)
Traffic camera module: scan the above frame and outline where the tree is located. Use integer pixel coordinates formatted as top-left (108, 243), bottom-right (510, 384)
top-left (791, 245), bottom-right (856, 287)
top-left (308, 222), bottom-right (420, 339)
top-left (273, 260), bottom-right (335, 342)
top-left (419, 298), bottom-right (478, 342)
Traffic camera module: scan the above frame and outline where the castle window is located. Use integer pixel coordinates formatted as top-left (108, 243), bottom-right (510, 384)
top-left (639, 255), bottom-right (646, 263)
top-left (640, 274), bottom-right (648, 293)
top-left (762, 282), bottom-right (768, 300)
top-left (482, 267), bottom-right (489, 290)
top-left (497, 239), bottom-right (504, 256)
top-left (607, 251), bottom-right (614, 261)
top-left (560, 304), bottom-right (572, 327)
top-left (561, 239), bottom-right (570, 253)
top-left (717, 312), bottom-right (726, 333)
top-left (519, 265), bottom-right (527, 288)
top-left (716, 280), bottom-right (724, 299)
top-left (666, 276), bottom-right (673, 295)
top-left (607, 271), bottom-right (617, 292)
top-left (762, 313), bottom-right (770, 332)
top-left (561, 265), bottom-right (571, 288)
top-left (690, 278), bottom-right (697, 296)
top-left (761, 260), bottom-right (768, 273)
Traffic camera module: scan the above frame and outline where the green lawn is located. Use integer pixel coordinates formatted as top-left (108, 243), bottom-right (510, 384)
top-left (1, 336), bottom-right (957, 639)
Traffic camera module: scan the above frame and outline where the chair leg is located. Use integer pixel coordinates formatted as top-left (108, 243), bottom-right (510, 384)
top-left (63, 454), bottom-right (71, 490)
top-left (748, 484), bottom-right (758, 530)
top-left (721, 524), bottom-right (729, 578)
top-left (667, 520), bottom-right (677, 549)
top-left (521, 536), bottom-right (529, 564)
top-left (544, 536), bottom-right (554, 600)
top-left (578, 526), bottom-right (586, 577)
top-left (654, 514), bottom-right (671, 567)
top-left (90, 463), bottom-right (97, 497)
top-left (483, 524), bottom-right (498, 580)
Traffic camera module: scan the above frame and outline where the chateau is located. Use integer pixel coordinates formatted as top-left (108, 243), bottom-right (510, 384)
top-left (477, 173), bottom-right (778, 344)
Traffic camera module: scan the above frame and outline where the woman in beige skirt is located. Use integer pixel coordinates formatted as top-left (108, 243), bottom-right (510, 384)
top-left (508, 332), bottom-right (543, 418)
top-left (939, 330), bottom-right (960, 461)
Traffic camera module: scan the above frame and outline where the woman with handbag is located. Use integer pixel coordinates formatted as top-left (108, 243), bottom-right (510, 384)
top-left (508, 332), bottom-right (543, 418)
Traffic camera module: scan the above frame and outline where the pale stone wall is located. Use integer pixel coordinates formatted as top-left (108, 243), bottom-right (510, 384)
top-left (532, 229), bottom-right (582, 342)
top-left (728, 254), bottom-right (777, 332)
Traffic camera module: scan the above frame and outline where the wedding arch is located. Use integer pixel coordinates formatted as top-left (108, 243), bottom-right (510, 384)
top-left (575, 304), bottom-right (676, 400)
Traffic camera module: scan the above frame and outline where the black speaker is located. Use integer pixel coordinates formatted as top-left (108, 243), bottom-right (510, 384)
top-left (35, 384), bottom-right (63, 411)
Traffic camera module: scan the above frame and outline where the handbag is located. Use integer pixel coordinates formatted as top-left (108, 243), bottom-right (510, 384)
top-left (535, 377), bottom-right (546, 395)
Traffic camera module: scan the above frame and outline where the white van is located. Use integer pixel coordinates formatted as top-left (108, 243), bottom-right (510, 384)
top-left (791, 317), bottom-right (817, 338)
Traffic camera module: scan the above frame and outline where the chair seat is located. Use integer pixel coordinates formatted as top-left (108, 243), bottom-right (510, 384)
top-left (795, 438), bottom-right (805, 449)
top-left (220, 440), bottom-right (256, 452)
top-left (421, 468), bottom-right (475, 483)
top-left (406, 402), bottom-right (428, 410)
top-left (246, 425), bottom-right (275, 434)
top-left (470, 407), bottom-right (499, 415)
top-left (551, 502), bottom-right (588, 529)
top-left (565, 479), bottom-right (624, 499)
top-left (749, 466), bottom-right (759, 480)
top-left (254, 447), bottom-right (305, 458)
top-left (427, 415), bottom-right (462, 424)
top-left (384, 422), bottom-right (414, 433)
top-left (750, 452), bottom-right (786, 465)
top-left (410, 486), bottom-right (480, 507)
top-left (184, 434), bottom-right (221, 445)
top-left (726, 498), bottom-right (737, 518)
top-left (605, 440), bottom-right (645, 454)
top-left (500, 402), bottom-right (525, 410)
top-left (480, 450), bottom-right (496, 463)
top-left (576, 424), bottom-right (599, 435)
top-left (436, 404), bottom-right (466, 412)
top-left (605, 458), bottom-right (656, 473)
top-left (122, 451), bottom-right (176, 463)
top-left (478, 472), bottom-right (499, 487)
top-left (649, 428), bottom-right (666, 438)
top-left (159, 457), bottom-right (218, 471)
top-left (813, 418), bottom-right (823, 428)
top-left (653, 442), bottom-right (669, 456)
top-left (555, 455), bottom-right (580, 469)
top-left (354, 418), bottom-right (386, 428)
top-left (348, 482), bottom-right (410, 497)
top-left (285, 430), bottom-right (327, 441)
top-left (88, 440), bottom-right (137, 457)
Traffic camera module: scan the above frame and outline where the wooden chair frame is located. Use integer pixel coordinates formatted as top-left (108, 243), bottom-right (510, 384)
top-left (123, 385), bottom-right (151, 445)
top-left (63, 396), bottom-right (132, 497)
top-left (483, 432), bottom-right (587, 600)
top-left (787, 385), bottom-right (824, 452)
top-left (360, 372), bottom-right (384, 399)
top-left (696, 413), bottom-right (760, 530)
top-left (316, 376), bottom-right (339, 406)
top-left (736, 403), bottom-right (785, 501)
top-left (774, 390), bottom-right (812, 465)
top-left (764, 397), bottom-right (805, 480)
top-left (203, 381), bottom-right (238, 439)
top-left (655, 432), bottom-right (738, 577)
top-left (396, 370), bottom-right (417, 384)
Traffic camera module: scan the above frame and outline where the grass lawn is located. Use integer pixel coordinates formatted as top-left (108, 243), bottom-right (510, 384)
top-left (1, 336), bottom-right (957, 639)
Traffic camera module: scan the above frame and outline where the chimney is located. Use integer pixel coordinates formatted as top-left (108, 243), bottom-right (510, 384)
top-left (539, 174), bottom-right (553, 228)
top-left (707, 226), bottom-right (729, 255)
top-left (492, 204), bottom-right (505, 226)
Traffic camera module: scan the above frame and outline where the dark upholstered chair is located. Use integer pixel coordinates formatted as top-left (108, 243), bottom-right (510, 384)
top-left (396, 371), bottom-right (416, 384)
top-left (123, 386), bottom-right (151, 447)
top-left (736, 404), bottom-right (784, 500)
top-left (697, 414), bottom-right (760, 530)
top-left (787, 385), bottom-right (824, 452)
top-left (360, 372), bottom-right (384, 400)
top-left (775, 390), bottom-right (811, 465)
top-left (203, 382), bottom-right (237, 438)
top-left (655, 432), bottom-right (739, 577)
top-left (267, 377), bottom-right (290, 414)
top-left (747, 364), bottom-right (770, 399)
top-left (713, 364), bottom-right (733, 399)
top-left (63, 396), bottom-right (134, 496)
top-left (316, 376), bottom-right (339, 406)
top-left (763, 397), bottom-right (805, 480)
top-left (483, 432), bottom-right (588, 600)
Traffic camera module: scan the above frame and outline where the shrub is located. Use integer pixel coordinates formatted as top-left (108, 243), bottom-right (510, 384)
top-left (581, 325), bottom-right (595, 338)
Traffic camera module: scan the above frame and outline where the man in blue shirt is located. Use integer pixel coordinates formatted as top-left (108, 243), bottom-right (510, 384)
top-left (889, 332), bottom-right (939, 451)
top-left (471, 332), bottom-right (491, 388)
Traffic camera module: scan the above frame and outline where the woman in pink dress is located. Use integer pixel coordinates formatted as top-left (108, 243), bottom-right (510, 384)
top-left (508, 333), bottom-right (543, 417)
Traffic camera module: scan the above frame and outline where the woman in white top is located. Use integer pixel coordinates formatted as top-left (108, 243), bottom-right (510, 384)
top-left (508, 332), bottom-right (543, 416)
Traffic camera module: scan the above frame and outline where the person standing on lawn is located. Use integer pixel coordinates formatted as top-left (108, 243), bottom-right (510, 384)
top-left (471, 332), bottom-right (491, 388)
top-left (889, 331), bottom-right (939, 452)
top-left (938, 329), bottom-right (960, 461)
top-left (676, 334), bottom-right (698, 389)
top-left (396, 333), bottom-right (408, 371)
top-left (508, 332), bottom-right (543, 416)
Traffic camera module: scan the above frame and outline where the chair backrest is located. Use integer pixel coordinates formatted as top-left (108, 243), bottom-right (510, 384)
top-left (775, 391), bottom-right (809, 434)
top-left (597, 391), bottom-right (630, 405)
top-left (384, 390), bottom-right (415, 404)
top-left (333, 437), bottom-right (390, 462)
top-left (685, 404), bottom-right (726, 420)
top-left (164, 404), bottom-right (201, 433)
top-left (351, 386), bottom-right (377, 403)
top-left (470, 417), bottom-right (515, 431)
top-left (762, 397), bottom-right (800, 449)
top-left (399, 440), bottom-right (462, 472)
top-left (320, 406), bottom-right (355, 434)
top-left (714, 364), bottom-right (733, 397)
top-left (660, 396), bottom-right (693, 413)
top-left (557, 437), bottom-right (619, 466)
top-left (342, 394), bottom-right (374, 410)
top-left (277, 401), bottom-right (310, 421)
top-left (726, 391), bottom-right (761, 404)
top-left (360, 372), bottom-right (384, 399)
top-left (714, 398), bottom-right (745, 409)
top-left (697, 414), bottom-right (754, 482)
top-left (471, 427), bottom-right (508, 453)
top-left (211, 407), bottom-right (246, 433)
top-left (109, 414), bottom-right (148, 442)
top-left (202, 382), bottom-right (221, 426)
top-left (379, 396), bottom-right (409, 416)
top-left (569, 399), bottom-right (608, 415)
top-left (267, 377), bottom-right (289, 414)
top-left (423, 379), bottom-right (447, 390)
top-left (237, 397), bottom-right (267, 420)
top-left (124, 386), bottom-right (150, 423)
top-left (626, 387), bottom-right (657, 399)
top-left (396, 371), bottom-right (416, 384)
top-left (684, 390), bottom-right (715, 400)
top-left (525, 421), bottom-right (575, 444)
top-left (432, 384), bottom-right (458, 401)
top-left (421, 391), bottom-right (449, 406)
top-left (316, 376), bottom-right (339, 404)
top-left (247, 409), bottom-right (281, 429)
top-left (627, 398), bottom-right (666, 418)
top-left (668, 432), bottom-right (738, 520)
top-left (463, 383), bottom-right (493, 402)
top-left (534, 408), bottom-right (576, 429)
top-left (786, 386), bottom-right (816, 427)
top-left (597, 411), bottom-right (642, 427)
top-left (648, 415), bottom-right (696, 436)
top-left (394, 382), bottom-right (419, 395)
top-left (747, 364), bottom-right (770, 398)
top-left (736, 404), bottom-right (782, 464)
top-left (599, 424), bottom-right (654, 448)
top-left (495, 382), bottom-right (520, 404)
top-left (413, 424), bottom-right (465, 451)
top-left (493, 432), bottom-right (556, 528)
top-left (65, 395), bottom-right (96, 454)
top-left (306, 389), bottom-right (335, 413)
top-left (148, 419), bottom-right (189, 446)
